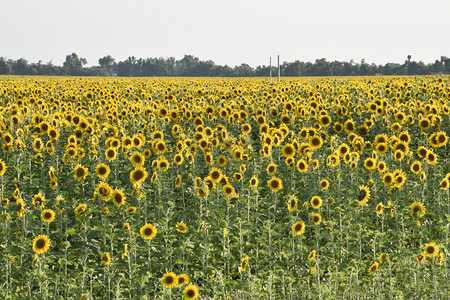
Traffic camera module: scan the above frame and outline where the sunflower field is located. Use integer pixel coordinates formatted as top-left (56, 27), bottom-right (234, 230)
top-left (0, 75), bottom-right (449, 299)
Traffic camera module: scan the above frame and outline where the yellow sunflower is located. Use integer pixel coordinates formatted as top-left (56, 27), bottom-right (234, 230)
top-left (0, 159), bottom-right (6, 176)
top-left (267, 177), bottom-right (283, 193)
top-left (410, 202), bottom-right (425, 218)
top-left (140, 223), bottom-right (157, 240)
top-left (41, 209), bottom-right (56, 223)
top-left (161, 272), bottom-right (178, 288)
top-left (183, 285), bottom-right (199, 300)
top-left (32, 234), bottom-right (51, 254)
top-left (310, 196), bottom-right (322, 209)
top-left (74, 203), bottom-right (87, 215)
top-left (240, 256), bottom-right (249, 272)
top-left (73, 164), bottom-right (88, 181)
top-left (112, 190), bottom-right (126, 208)
top-left (176, 221), bottom-right (188, 233)
top-left (423, 242), bottom-right (439, 258)
top-left (358, 186), bottom-right (370, 205)
top-left (95, 163), bottom-right (110, 179)
top-left (100, 252), bottom-right (111, 265)
top-left (292, 220), bottom-right (305, 236)
top-left (311, 213), bottom-right (322, 225)
top-left (177, 274), bottom-right (190, 286)
top-left (130, 166), bottom-right (148, 185)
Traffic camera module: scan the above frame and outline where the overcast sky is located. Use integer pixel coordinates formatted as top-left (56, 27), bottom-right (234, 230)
top-left (1, 0), bottom-right (449, 67)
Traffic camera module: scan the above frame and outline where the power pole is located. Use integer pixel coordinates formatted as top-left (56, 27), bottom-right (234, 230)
top-left (277, 55), bottom-right (280, 82)
top-left (269, 57), bottom-right (272, 82)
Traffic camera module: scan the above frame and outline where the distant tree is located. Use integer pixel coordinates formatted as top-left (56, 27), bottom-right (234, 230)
top-left (98, 55), bottom-right (116, 76)
top-left (0, 57), bottom-right (12, 74)
top-left (63, 53), bottom-right (87, 76)
top-left (13, 58), bottom-right (30, 75)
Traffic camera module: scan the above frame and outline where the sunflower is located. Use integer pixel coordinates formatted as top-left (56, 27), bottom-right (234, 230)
top-left (175, 175), bottom-right (182, 188)
top-left (130, 167), bottom-right (148, 185)
top-left (222, 184), bottom-right (235, 197)
top-left (393, 170), bottom-right (406, 187)
top-left (48, 128), bottom-right (59, 140)
top-left (30, 189), bottom-right (47, 206)
top-left (126, 206), bottom-right (137, 215)
top-left (417, 146), bottom-right (428, 158)
top-left (100, 252), bottom-right (111, 265)
top-left (249, 176), bottom-right (259, 189)
top-left (337, 144), bottom-right (350, 157)
top-left (364, 158), bottom-right (377, 171)
top-left (209, 168), bottom-right (223, 183)
top-left (379, 253), bottom-right (389, 264)
top-left (418, 118), bottom-right (431, 130)
top-left (267, 177), bottom-right (283, 193)
top-left (41, 209), bottom-right (56, 223)
top-left (376, 202), bottom-right (384, 215)
top-left (358, 185), bottom-right (370, 205)
top-left (174, 153), bottom-right (184, 165)
top-left (177, 274), bottom-right (190, 286)
top-left (16, 198), bottom-right (25, 217)
top-left (130, 152), bottom-right (145, 167)
top-left (296, 159), bottom-right (308, 173)
top-left (344, 119), bottom-right (356, 133)
top-left (309, 135), bottom-right (323, 149)
top-left (423, 242), bottom-right (439, 258)
top-left (416, 253), bottom-right (426, 263)
top-left (183, 285), bottom-right (199, 300)
top-left (32, 234), bottom-right (51, 254)
top-left (287, 195), bottom-right (298, 212)
top-left (105, 147), bottom-right (117, 161)
top-left (410, 202), bottom-right (425, 218)
top-left (425, 150), bottom-right (437, 165)
top-left (96, 182), bottom-right (112, 201)
top-left (217, 155), bottom-right (227, 167)
top-left (308, 250), bottom-right (316, 261)
top-left (73, 164), bottom-right (88, 181)
top-left (368, 262), bottom-right (379, 274)
top-left (266, 163), bottom-right (277, 176)
top-left (382, 172), bottom-right (394, 186)
top-left (33, 138), bottom-right (44, 152)
top-left (282, 143), bottom-right (296, 158)
top-left (292, 220), bottom-right (305, 236)
top-left (310, 196), bottom-right (322, 209)
top-left (74, 203), bottom-right (87, 215)
top-left (121, 244), bottom-right (128, 259)
top-left (240, 256), bottom-right (249, 272)
top-left (112, 190), bottom-right (126, 207)
top-left (440, 178), bottom-right (449, 190)
top-left (95, 163), bottom-right (110, 179)
top-left (410, 161), bottom-right (422, 175)
top-left (333, 122), bottom-right (343, 134)
top-left (0, 159), bottom-right (6, 176)
top-left (140, 223), bottom-right (157, 240)
top-left (311, 213), bottom-right (322, 225)
top-left (161, 272), bottom-right (178, 288)
top-left (176, 221), bottom-right (188, 233)
top-left (319, 179), bottom-right (329, 190)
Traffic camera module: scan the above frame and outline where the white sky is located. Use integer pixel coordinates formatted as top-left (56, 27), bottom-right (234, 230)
top-left (0, 0), bottom-right (449, 67)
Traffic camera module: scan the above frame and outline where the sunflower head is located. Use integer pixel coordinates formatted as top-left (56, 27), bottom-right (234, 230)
top-left (33, 234), bottom-right (50, 254)
top-left (140, 223), bottom-right (157, 240)
top-left (292, 220), bottom-right (305, 236)
top-left (183, 285), bottom-right (199, 300)
top-left (423, 242), bottom-right (439, 258)
top-left (161, 272), bottom-right (178, 288)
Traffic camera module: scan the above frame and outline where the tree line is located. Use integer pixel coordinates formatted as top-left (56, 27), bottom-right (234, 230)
top-left (0, 53), bottom-right (449, 77)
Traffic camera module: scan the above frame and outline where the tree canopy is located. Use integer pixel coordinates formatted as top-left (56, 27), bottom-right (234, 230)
top-left (0, 54), bottom-right (449, 77)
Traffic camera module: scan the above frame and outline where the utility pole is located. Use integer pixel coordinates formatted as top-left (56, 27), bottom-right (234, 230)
top-left (277, 55), bottom-right (280, 82)
top-left (269, 57), bottom-right (272, 82)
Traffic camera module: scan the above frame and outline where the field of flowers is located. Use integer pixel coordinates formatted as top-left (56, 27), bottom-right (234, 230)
top-left (0, 75), bottom-right (448, 299)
